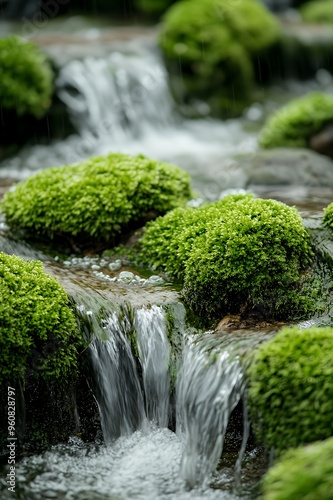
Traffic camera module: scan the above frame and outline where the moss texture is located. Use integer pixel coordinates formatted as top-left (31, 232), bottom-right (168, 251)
top-left (159, 0), bottom-right (280, 116)
top-left (0, 36), bottom-right (53, 118)
top-left (140, 194), bottom-right (313, 321)
top-left (323, 201), bottom-right (333, 231)
top-left (259, 92), bottom-right (333, 149)
top-left (0, 252), bottom-right (81, 385)
top-left (1, 153), bottom-right (192, 246)
top-left (301, 0), bottom-right (333, 26)
top-left (248, 326), bottom-right (333, 454)
top-left (263, 437), bottom-right (333, 500)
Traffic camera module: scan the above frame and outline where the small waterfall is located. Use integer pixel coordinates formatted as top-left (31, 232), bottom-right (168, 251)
top-left (75, 300), bottom-right (172, 443)
top-left (89, 311), bottom-right (146, 442)
top-left (177, 335), bottom-right (246, 488)
top-left (56, 49), bottom-right (177, 139)
top-left (134, 306), bottom-right (171, 428)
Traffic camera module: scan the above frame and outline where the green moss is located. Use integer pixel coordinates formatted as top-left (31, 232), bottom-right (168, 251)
top-left (259, 92), bottom-right (333, 149)
top-left (140, 194), bottom-right (313, 321)
top-left (159, 0), bottom-right (280, 115)
top-left (0, 36), bottom-right (53, 118)
top-left (263, 437), bottom-right (333, 500)
top-left (248, 326), bottom-right (333, 454)
top-left (301, 0), bottom-right (333, 26)
top-left (323, 201), bottom-right (333, 232)
top-left (0, 252), bottom-right (81, 385)
top-left (1, 153), bottom-right (192, 246)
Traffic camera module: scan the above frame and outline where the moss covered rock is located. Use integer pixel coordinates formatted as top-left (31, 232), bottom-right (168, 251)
top-left (0, 252), bottom-right (81, 385)
top-left (263, 437), bottom-right (333, 500)
top-left (159, 0), bottom-right (280, 116)
top-left (248, 326), bottom-right (333, 454)
top-left (259, 92), bottom-right (333, 149)
top-left (301, 0), bottom-right (333, 26)
top-left (323, 201), bottom-right (333, 230)
top-left (140, 194), bottom-right (312, 321)
top-left (0, 36), bottom-right (53, 118)
top-left (1, 153), bottom-right (192, 246)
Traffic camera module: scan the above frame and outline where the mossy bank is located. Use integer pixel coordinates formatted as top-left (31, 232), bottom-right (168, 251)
top-left (1, 153), bottom-right (192, 249)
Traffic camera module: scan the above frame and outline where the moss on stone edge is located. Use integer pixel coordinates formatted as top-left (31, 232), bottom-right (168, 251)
top-left (0, 36), bottom-right (53, 118)
top-left (323, 201), bottom-right (333, 230)
top-left (159, 0), bottom-right (280, 115)
top-left (140, 194), bottom-right (313, 321)
top-left (263, 437), bottom-right (333, 500)
top-left (259, 92), bottom-right (333, 149)
top-left (301, 0), bottom-right (333, 26)
top-left (1, 153), bottom-right (192, 245)
top-left (248, 326), bottom-right (333, 454)
top-left (0, 252), bottom-right (81, 385)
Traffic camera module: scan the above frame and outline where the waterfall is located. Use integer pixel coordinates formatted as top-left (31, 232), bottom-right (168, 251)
top-left (56, 49), bottom-right (177, 139)
top-left (134, 305), bottom-right (171, 428)
top-left (177, 335), bottom-right (246, 488)
top-left (75, 300), bottom-right (172, 442)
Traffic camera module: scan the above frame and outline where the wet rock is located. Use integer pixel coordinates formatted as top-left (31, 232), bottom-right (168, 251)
top-left (237, 148), bottom-right (333, 187)
top-left (310, 123), bottom-right (333, 159)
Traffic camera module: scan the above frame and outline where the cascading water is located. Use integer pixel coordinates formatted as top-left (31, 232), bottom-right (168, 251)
top-left (177, 335), bottom-right (246, 488)
top-left (134, 305), bottom-right (171, 428)
top-left (56, 50), bottom-right (177, 138)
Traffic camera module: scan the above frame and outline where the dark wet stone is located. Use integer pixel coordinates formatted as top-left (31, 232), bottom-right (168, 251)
top-left (310, 123), bottom-right (333, 159)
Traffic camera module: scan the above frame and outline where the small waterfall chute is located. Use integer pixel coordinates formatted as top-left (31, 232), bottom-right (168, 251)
top-left (177, 335), bottom-right (246, 488)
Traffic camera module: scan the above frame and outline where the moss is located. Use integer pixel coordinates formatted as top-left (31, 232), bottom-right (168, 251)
top-left (259, 92), bottom-right (333, 149)
top-left (301, 0), bottom-right (333, 26)
top-left (1, 153), bottom-right (192, 246)
top-left (263, 437), bottom-right (333, 500)
top-left (0, 36), bottom-right (53, 118)
top-left (159, 0), bottom-right (280, 116)
top-left (323, 201), bottom-right (333, 231)
top-left (140, 194), bottom-right (313, 322)
top-left (0, 252), bottom-right (81, 385)
top-left (248, 326), bottom-right (333, 454)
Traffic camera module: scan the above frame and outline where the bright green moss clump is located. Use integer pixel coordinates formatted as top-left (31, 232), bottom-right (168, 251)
top-left (0, 36), bottom-right (53, 117)
top-left (140, 194), bottom-right (313, 320)
top-left (0, 252), bottom-right (81, 385)
top-left (263, 437), bottom-right (333, 500)
top-left (301, 0), bottom-right (333, 26)
top-left (159, 0), bottom-right (280, 115)
top-left (248, 326), bottom-right (333, 454)
top-left (259, 92), bottom-right (333, 149)
top-left (1, 153), bottom-right (191, 245)
top-left (323, 201), bottom-right (333, 230)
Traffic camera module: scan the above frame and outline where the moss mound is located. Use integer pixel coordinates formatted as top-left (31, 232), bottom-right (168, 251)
top-left (248, 326), bottom-right (333, 454)
top-left (1, 153), bottom-right (191, 245)
top-left (301, 0), bottom-right (333, 26)
top-left (0, 252), bottom-right (81, 385)
top-left (323, 201), bottom-right (333, 230)
top-left (263, 437), bottom-right (333, 500)
top-left (140, 194), bottom-right (312, 321)
top-left (0, 36), bottom-right (53, 118)
top-left (259, 92), bottom-right (333, 149)
top-left (159, 0), bottom-right (280, 116)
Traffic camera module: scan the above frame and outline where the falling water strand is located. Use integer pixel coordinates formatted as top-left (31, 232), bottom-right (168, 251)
top-left (134, 306), bottom-right (171, 428)
top-left (87, 309), bottom-right (146, 443)
top-left (234, 392), bottom-right (251, 488)
top-left (177, 336), bottom-right (246, 488)
top-left (56, 51), bottom-right (176, 137)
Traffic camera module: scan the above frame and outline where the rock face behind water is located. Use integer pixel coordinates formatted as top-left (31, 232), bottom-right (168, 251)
top-left (310, 123), bottom-right (333, 159)
top-left (239, 148), bottom-right (333, 187)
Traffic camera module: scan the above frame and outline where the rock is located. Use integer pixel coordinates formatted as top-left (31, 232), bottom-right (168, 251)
top-left (236, 148), bottom-right (333, 187)
top-left (310, 123), bottom-right (333, 158)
